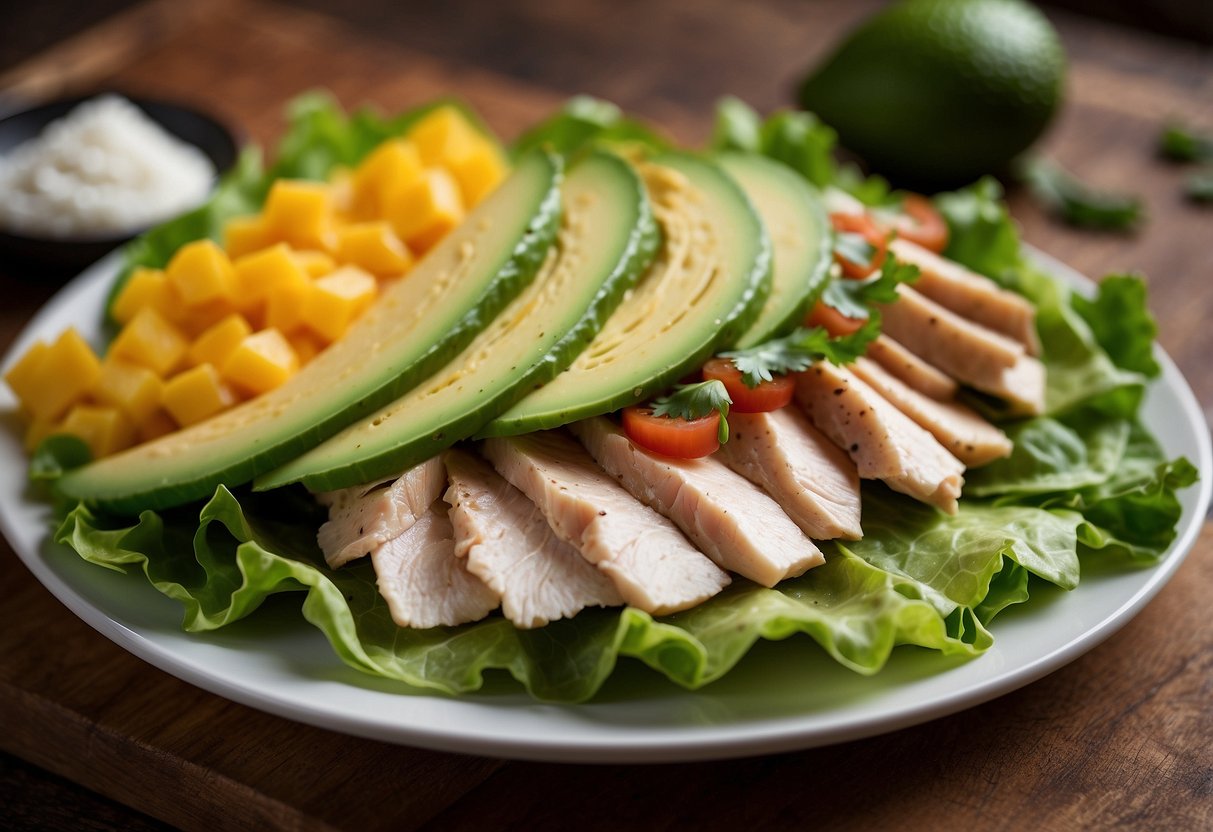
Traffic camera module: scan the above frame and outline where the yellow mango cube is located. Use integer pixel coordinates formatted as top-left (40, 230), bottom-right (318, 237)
top-left (24, 416), bottom-right (62, 453)
top-left (287, 332), bottom-right (326, 366)
top-left (233, 243), bottom-right (309, 308)
top-left (447, 140), bottom-right (507, 206)
top-left (292, 250), bottom-right (337, 278)
top-left (137, 409), bottom-right (178, 443)
top-left (111, 267), bottom-right (168, 325)
top-left (386, 168), bottom-right (465, 252)
top-left (262, 180), bottom-right (335, 251)
top-left (109, 307), bottom-right (189, 377)
top-left (221, 329), bottom-right (299, 395)
top-left (163, 364), bottom-right (237, 427)
top-left (334, 222), bottom-right (414, 277)
top-left (407, 106), bottom-right (479, 166)
top-left (61, 404), bottom-right (137, 458)
top-left (188, 314), bottom-right (253, 370)
top-left (351, 140), bottom-right (424, 219)
top-left (95, 358), bottom-right (164, 425)
top-left (5, 329), bottom-right (101, 421)
top-left (263, 266), bottom-right (313, 334)
top-left (302, 266), bottom-right (378, 342)
top-left (223, 215), bottom-right (271, 259)
top-left (166, 239), bottom-right (238, 307)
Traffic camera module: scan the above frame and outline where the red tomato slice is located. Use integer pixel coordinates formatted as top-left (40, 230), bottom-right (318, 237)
top-left (622, 406), bottom-right (721, 459)
top-left (830, 212), bottom-right (888, 278)
top-left (701, 357), bottom-right (794, 413)
top-left (875, 193), bottom-right (949, 253)
top-left (805, 300), bottom-right (865, 337)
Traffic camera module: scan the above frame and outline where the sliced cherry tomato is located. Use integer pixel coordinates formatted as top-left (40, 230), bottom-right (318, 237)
top-left (622, 406), bottom-right (721, 459)
top-left (805, 300), bottom-right (865, 337)
top-left (875, 193), bottom-right (949, 253)
top-left (701, 357), bottom-right (794, 413)
top-left (829, 212), bottom-right (888, 278)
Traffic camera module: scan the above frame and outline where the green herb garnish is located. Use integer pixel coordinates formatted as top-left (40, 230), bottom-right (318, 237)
top-left (720, 323), bottom-right (879, 388)
top-left (650, 380), bottom-right (732, 443)
top-left (820, 255), bottom-right (919, 320)
top-left (1018, 156), bottom-right (1144, 231)
top-left (832, 232), bottom-right (878, 272)
top-left (1159, 123), bottom-right (1213, 163)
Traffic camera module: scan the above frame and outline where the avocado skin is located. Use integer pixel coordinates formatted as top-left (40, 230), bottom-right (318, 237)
top-left (58, 150), bottom-right (564, 514)
top-left (259, 150), bottom-right (662, 492)
top-left (481, 152), bottom-right (772, 436)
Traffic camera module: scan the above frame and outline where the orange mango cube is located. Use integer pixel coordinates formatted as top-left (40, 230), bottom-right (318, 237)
top-left (407, 106), bottom-right (479, 166)
top-left (292, 250), bottom-right (337, 278)
top-left (61, 404), bottom-right (137, 459)
top-left (447, 140), bottom-right (507, 206)
top-left (110, 307), bottom-right (189, 377)
top-left (223, 215), bottom-right (271, 259)
top-left (302, 267), bottom-right (378, 342)
top-left (287, 331), bottom-right (326, 366)
top-left (221, 329), bottom-right (299, 395)
top-left (189, 314), bottom-right (253, 369)
top-left (95, 358), bottom-right (164, 425)
top-left (166, 239), bottom-right (238, 308)
top-left (111, 267), bottom-right (168, 325)
top-left (334, 222), bottom-right (414, 277)
top-left (5, 329), bottom-right (101, 421)
top-left (137, 409), bottom-right (178, 443)
top-left (351, 140), bottom-right (424, 219)
top-left (262, 180), bottom-right (334, 251)
top-left (386, 168), bottom-right (465, 252)
top-left (163, 364), bottom-right (237, 427)
top-left (263, 266), bottom-right (313, 334)
top-left (24, 416), bottom-right (62, 453)
top-left (233, 244), bottom-right (309, 308)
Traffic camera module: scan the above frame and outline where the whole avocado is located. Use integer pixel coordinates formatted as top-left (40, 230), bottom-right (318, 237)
top-left (799, 0), bottom-right (1066, 189)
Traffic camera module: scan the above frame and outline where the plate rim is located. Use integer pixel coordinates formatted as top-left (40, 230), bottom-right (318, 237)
top-left (1, 247), bottom-right (1209, 764)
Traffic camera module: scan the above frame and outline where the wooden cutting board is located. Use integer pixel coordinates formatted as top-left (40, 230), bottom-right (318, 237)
top-left (1, 1), bottom-right (1211, 829)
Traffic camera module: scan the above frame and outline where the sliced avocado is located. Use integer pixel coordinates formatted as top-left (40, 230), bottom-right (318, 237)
top-left (59, 150), bottom-right (563, 514)
top-left (482, 152), bottom-right (771, 436)
top-left (258, 150), bottom-right (660, 491)
top-left (717, 153), bottom-right (832, 348)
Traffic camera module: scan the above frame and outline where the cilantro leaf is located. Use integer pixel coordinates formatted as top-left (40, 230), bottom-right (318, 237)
top-left (721, 322), bottom-right (879, 388)
top-left (1159, 123), bottom-right (1213, 162)
top-left (833, 232), bottom-right (877, 273)
top-left (650, 380), bottom-right (732, 443)
top-left (1017, 156), bottom-right (1144, 231)
top-left (820, 255), bottom-right (919, 320)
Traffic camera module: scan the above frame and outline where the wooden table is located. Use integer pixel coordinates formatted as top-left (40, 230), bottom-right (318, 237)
top-left (2, 1), bottom-right (1211, 829)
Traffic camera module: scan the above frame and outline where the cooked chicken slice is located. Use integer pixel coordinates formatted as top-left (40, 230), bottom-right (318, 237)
top-left (866, 334), bottom-right (958, 401)
top-left (796, 361), bottom-right (965, 513)
top-left (717, 407), bottom-right (863, 541)
top-left (569, 417), bottom-right (822, 587)
top-left (444, 449), bottom-right (621, 628)
top-left (370, 503), bottom-right (499, 629)
top-left (889, 238), bottom-right (1039, 354)
top-left (482, 432), bottom-right (730, 615)
top-left (314, 457), bottom-right (447, 568)
top-left (878, 285), bottom-right (1045, 416)
top-left (850, 357), bottom-right (1012, 467)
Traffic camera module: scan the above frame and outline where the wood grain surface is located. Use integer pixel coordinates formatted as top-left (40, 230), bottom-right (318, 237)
top-left (1, 1), bottom-right (1210, 830)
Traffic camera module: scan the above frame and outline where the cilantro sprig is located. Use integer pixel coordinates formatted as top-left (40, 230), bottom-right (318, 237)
top-left (650, 380), bottom-right (732, 443)
top-left (720, 322), bottom-right (879, 389)
top-left (1159, 123), bottom-right (1213, 163)
top-left (820, 255), bottom-right (919, 320)
top-left (832, 232), bottom-right (879, 273)
top-left (1017, 156), bottom-right (1143, 231)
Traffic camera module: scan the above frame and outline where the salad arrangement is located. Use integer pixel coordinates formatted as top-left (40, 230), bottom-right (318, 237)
top-left (10, 93), bottom-right (1196, 703)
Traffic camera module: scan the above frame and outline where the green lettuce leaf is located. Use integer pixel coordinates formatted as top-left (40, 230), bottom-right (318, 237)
top-left (935, 177), bottom-right (1024, 281)
top-left (1071, 274), bottom-right (1161, 378)
top-left (511, 95), bottom-right (669, 160)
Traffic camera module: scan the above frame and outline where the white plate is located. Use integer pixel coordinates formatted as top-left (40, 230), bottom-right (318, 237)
top-left (1, 249), bottom-right (1209, 763)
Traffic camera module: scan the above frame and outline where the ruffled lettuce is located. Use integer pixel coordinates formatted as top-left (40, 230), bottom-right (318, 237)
top-left (44, 97), bottom-right (1198, 701)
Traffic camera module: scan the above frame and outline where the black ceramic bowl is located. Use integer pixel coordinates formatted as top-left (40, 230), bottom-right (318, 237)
top-left (0, 94), bottom-right (239, 277)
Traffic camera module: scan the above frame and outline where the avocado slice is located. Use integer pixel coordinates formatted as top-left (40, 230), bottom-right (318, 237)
top-left (258, 150), bottom-right (660, 491)
top-left (482, 152), bottom-right (771, 436)
top-left (717, 153), bottom-right (832, 348)
top-left (58, 150), bottom-right (563, 514)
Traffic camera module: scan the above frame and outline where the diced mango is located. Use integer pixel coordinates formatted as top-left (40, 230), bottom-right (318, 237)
top-left (111, 267), bottom-right (168, 325)
top-left (302, 266), bottom-right (378, 342)
top-left (407, 106), bottom-right (480, 166)
top-left (447, 140), bottom-right (508, 206)
top-left (5, 329), bottom-right (101, 421)
top-left (329, 167), bottom-right (355, 216)
top-left (287, 331), bottom-right (326, 366)
top-left (60, 404), bottom-right (137, 458)
top-left (223, 215), bottom-right (271, 259)
top-left (233, 244), bottom-right (309, 308)
top-left (351, 140), bottom-right (424, 219)
top-left (109, 307), bottom-right (189, 377)
top-left (95, 358), bottom-right (164, 425)
top-left (137, 409), bottom-right (177, 443)
top-left (386, 168), bottom-right (465, 252)
top-left (334, 222), bottom-right (414, 277)
top-left (163, 364), bottom-right (237, 427)
top-left (292, 250), bottom-right (337, 278)
top-left (188, 314), bottom-right (253, 370)
top-left (221, 329), bottom-right (299, 395)
top-left (262, 180), bottom-right (334, 251)
top-left (166, 239), bottom-right (238, 308)
top-left (263, 265), bottom-right (313, 334)
top-left (24, 416), bottom-right (62, 453)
